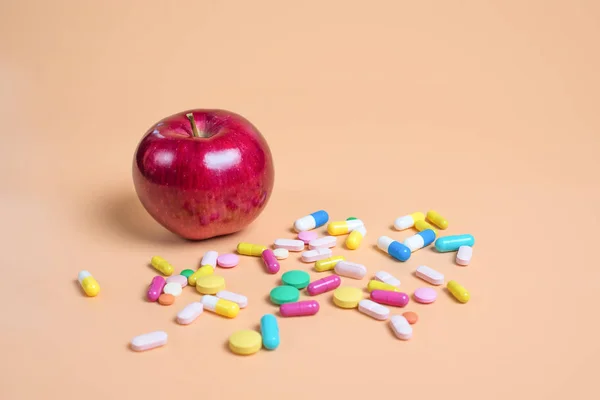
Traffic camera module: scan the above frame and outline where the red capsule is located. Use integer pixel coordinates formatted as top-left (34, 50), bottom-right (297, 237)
top-left (280, 300), bottom-right (320, 317)
top-left (261, 249), bottom-right (280, 274)
top-left (370, 290), bottom-right (409, 307)
top-left (147, 276), bottom-right (166, 302)
top-left (306, 275), bottom-right (341, 295)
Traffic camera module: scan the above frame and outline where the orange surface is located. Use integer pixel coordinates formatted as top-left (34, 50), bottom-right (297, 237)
top-left (1, 1), bottom-right (600, 399)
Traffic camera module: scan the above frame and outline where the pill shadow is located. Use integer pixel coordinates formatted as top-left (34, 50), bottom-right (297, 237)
top-left (73, 280), bottom-right (84, 296)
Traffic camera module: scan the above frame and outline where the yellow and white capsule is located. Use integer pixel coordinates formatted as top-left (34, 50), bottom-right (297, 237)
top-left (393, 212), bottom-right (425, 230)
top-left (327, 219), bottom-right (364, 236)
top-left (345, 226), bottom-right (367, 250)
top-left (78, 270), bottom-right (100, 297)
top-left (151, 256), bottom-right (174, 276)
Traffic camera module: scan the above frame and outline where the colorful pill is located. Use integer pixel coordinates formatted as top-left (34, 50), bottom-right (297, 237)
top-left (390, 316), bottom-right (412, 340)
top-left (358, 299), bottom-right (390, 320)
top-left (414, 220), bottom-right (437, 234)
top-left (130, 331), bottom-right (168, 351)
top-left (237, 242), bottom-right (267, 256)
top-left (260, 314), bottom-right (280, 350)
top-left (270, 285), bottom-right (300, 305)
top-left (228, 330), bottom-right (262, 355)
top-left (307, 275), bottom-right (341, 295)
top-left (374, 271), bottom-right (400, 287)
top-left (298, 230), bottom-right (318, 244)
top-left (314, 256), bottom-right (344, 272)
top-left (447, 280), bottom-right (470, 303)
top-left (274, 238), bottom-right (305, 251)
top-left (301, 248), bottom-right (332, 262)
top-left (166, 274), bottom-right (188, 288)
top-left (281, 270), bottom-right (311, 289)
top-left (403, 229), bottom-right (436, 252)
top-left (158, 293), bottom-right (175, 305)
top-left (150, 256), bottom-right (174, 276)
top-left (370, 290), bottom-right (410, 307)
top-left (196, 275), bottom-right (225, 295)
top-left (377, 236), bottom-right (411, 262)
top-left (200, 295), bottom-right (240, 318)
top-left (333, 287), bottom-right (363, 309)
top-left (217, 253), bottom-right (239, 268)
top-left (416, 265), bottom-right (444, 285)
top-left (393, 212), bottom-right (425, 230)
top-left (78, 270), bottom-right (100, 297)
top-left (456, 246), bottom-right (473, 266)
top-left (308, 236), bottom-right (337, 249)
top-left (147, 276), bottom-right (166, 302)
top-left (294, 210), bottom-right (329, 232)
top-left (261, 249), bottom-right (281, 274)
top-left (176, 302), bottom-right (204, 325)
top-left (272, 248), bottom-right (289, 260)
top-left (367, 280), bottom-right (401, 293)
top-left (188, 265), bottom-right (214, 286)
top-left (201, 250), bottom-right (218, 267)
top-left (413, 287), bottom-right (437, 304)
top-left (334, 261), bottom-right (367, 279)
top-left (180, 269), bottom-right (194, 278)
top-left (434, 234), bottom-right (475, 252)
top-left (280, 300), bottom-right (320, 317)
top-left (345, 226), bottom-right (367, 250)
top-left (327, 219), bottom-right (364, 235)
top-left (402, 311), bottom-right (418, 324)
top-left (426, 210), bottom-right (449, 230)
top-left (163, 282), bottom-right (183, 297)
top-left (216, 290), bottom-right (248, 308)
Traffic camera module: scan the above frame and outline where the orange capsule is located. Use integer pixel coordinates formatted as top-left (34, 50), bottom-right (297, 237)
top-left (158, 294), bottom-right (175, 306)
top-left (402, 311), bottom-right (418, 324)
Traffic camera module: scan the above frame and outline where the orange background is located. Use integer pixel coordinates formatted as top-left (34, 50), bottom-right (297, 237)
top-left (1, 1), bottom-right (599, 399)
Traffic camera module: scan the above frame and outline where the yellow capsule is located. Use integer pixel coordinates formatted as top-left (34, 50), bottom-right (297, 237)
top-left (426, 210), bottom-right (448, 230)
top-left (447, 280), bottom-right (470, 303)
top-left (367, 280), bottom-right (401, 293)
top-left (237, 242), bottom-right (267, 257)
top-left (202, 295), bottom-right (240, 318)
top-left (151, 256), bottom-right (174, 276)
top-left (78, 270), bottom-right (100, 297)
top-left (415, 220), bottom-right (437, 234)
top-left (327, 219), bottom-right (364, 235)
top-left (345, 226), bottom-right (367, 250)
top-left (411, 211), bottom-right (425, 221)
top-left (188, 265), bottom-right (214, 286)
top-left (315, 256), bottom-right (345, 272)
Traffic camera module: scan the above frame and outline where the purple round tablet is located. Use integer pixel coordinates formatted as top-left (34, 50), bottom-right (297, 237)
top-left (298, 230), bottom-right (318, 244)
top-left (217, 253), bottom-right (239, 268)
top-left (413, 287), bottom-right (437, 304)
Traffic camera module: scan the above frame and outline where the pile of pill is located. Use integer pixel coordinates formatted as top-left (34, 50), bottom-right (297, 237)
top-left (78, 209), bottom-right (475, 354)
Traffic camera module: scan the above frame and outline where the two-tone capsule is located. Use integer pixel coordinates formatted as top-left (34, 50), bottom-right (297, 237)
top-left (435, 234), bottom-right (475, 252)
top-left (403, 229), bottom-right (436, 252)
top-left (327, 219), bottom-right (364, 235)
top-left (78, 270), bottom-right (100, 297)
top-left (393, 212), bottom-right (425, 230)
top-left (200, 295), bottom-right (240, 318)
top-left (377, 236), bottom-right (411, 262)
top-left (345, 226), bottom-right (367, 250)
top-left (294, 210), bottom-right (329, 232)
top-left (314, 256), bottom-right (345, 272)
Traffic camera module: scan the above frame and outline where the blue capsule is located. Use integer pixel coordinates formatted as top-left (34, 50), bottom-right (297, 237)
top-left (260, 314), bottom-right (280, 350)
top-left (294, 210), bottom-right (329, 232)
top-left (435, 234), bottom-right (475, 252)
top-left (378, 236), bottom-right (411, 262)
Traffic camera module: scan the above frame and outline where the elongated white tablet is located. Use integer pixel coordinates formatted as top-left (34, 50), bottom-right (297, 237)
top-left (374, 271), bottom-right (400, 287)
top-left (301, 248), bottom-right (332, 262)
top-left (334, 261), bottom-right (367, 279)
top-left (130, 331), bottom-right (168, 351)
top-left (358, 299), bottom-right (390, 320)
top-left (274, 239), bottom-right (305, 251)
top-left (415, 265), bottom-right (444, 285)
top-left (456, 246), bottom-right (473, 266)
top-left (176, 302), bottom-right (204, 325)
top-left (201, 250), bottom-right (219, 267)
top-left (308, 236), bottom-right (337, 249)
top-left (390, 315), bottom-right (412, 340)
top-left (216, 290), bottom-right (248, 308)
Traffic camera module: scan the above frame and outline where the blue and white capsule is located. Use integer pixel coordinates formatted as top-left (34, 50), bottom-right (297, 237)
top-left (294, 210), bottom-right (329, 232)
top-left (260, 314), bottom-right (280, 350)
top-left (403, 229), bottom-right (436, 252)
top-left (435, 234), bottom-right (475, 252)
top-left (377, 236), bottom-right (411, 262)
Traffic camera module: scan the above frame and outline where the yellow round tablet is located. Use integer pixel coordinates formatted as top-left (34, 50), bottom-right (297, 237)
top-left (333, 287), bottom-right (363, 308)
top-left (228, 330), bottom-right (262, 355)
top-left (195, 275), bottom-right (225, 294)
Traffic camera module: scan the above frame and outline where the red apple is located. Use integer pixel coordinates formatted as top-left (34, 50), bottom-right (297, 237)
top-left (132, 109), bottom-right (275, 240)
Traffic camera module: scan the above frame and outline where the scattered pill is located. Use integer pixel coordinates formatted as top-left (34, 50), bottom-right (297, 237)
top-left (374, 271), bottom-right (400, 287)
top-left (403, 229), bottom-right (436, 252)
top-left (217, 253), bottom-right (239, 268)
top-left (78, 270), bottom-right (100, 297)
top-left (413, 287), bottom-right (437, 304)
top-left (274, 238), bottom-right (305, 251)
top-left (314, 256), bottom-right (345, 272)
top-left (176, 302), bottom-right (204, 325)
top-left (308, 236), bottom-right (337, 249)
top-left (327, 219), bottom-right (364, 235)
top-left (237, 242), bottom-right (267, 256)
top-left (456, 246), bottom-right (473, 266)
top-left (370, 290), bottom-right (410, 307)
top-left (301, 248), bottom-right (332, 262)
top-left (229, 330), bottom-right (262, 355)
top-left (298, 230), bottom-right (318, 244)
top-left (166, 274), bottom-right (188, 288)
top-left (261, 249), bottom-right (281, 274)
top-left (163, 282), bottom-right (183, 297)
top-left (426, 210), bottom-right (449, 230)
top-left (294, 210), bottom-right (329, 232)
top-left (158, 293), bottom-right (175, 305)
top-left (150, 256), bottom-right (174, 276)
top-left (402, 311), bottom-right (418, 324)
top-left (346, 217), bottom-right (358, 220)
top-left (333, 287), bottom-right (363, 309)
top-left (201, 250), bottom-right (219, 267)
top-left (280, 300), bottom-right (320, 317)
top-left (414, 220), bottom-right (437, 234)
top-left (447, 280), bottom-right (470, 303)
top-left (180, 269), bottom-right (194, 278)
top-left (307, 275), bottom-right (342, 295)
top-left (393, 212), bottom-right (425, 230)
top-left (334, 261), bottom-right (367, 279)
top-left (201, 295), bottom-right (240, 318)
top-left (367, 280), bottom-right (401, 293)
top-left (272, 248), bottom-right (289, 260)
top-left (196, 275), bottom-right (225, 295)
top-left (434, 234), bottom-right (475, 252)
top-left (377, 236), bottom-right (411, 262)
top-left (147, 276), bottom-right (166, 302)
top-left (345, 226), bottom-right (367, 250)
top-left (415, 265), bottom-right (445, 285)
top-left (270, 285), bottom-right (300, 305)
top-left (188, 265), bottom-right (214, 286)
top-left (130, 331), bottom-right (168, 351)
top-left (358, 299), bottom-right (390, 320)
top-left (281, 270), bottom-right (311, 289)
top-left (216, 290), bottom-right (248, 308)
top-left (260, 314), bottom-right (280, 350)
top-left (389, 316), bottom-right (412, 340)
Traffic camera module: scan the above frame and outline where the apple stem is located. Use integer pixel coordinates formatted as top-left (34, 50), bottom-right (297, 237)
top-left (186, 113), bottom-right (202, 138)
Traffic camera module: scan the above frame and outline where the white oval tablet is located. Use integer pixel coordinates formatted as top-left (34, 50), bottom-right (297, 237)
top-left (334, 261), bottom-right (367, 279)
top-left (456, 246), bottom-right (472, 266)
top-left (374, 271), bottom-right (400, 287)
top-left (415, 265), bottom-right (444, 285)
top-left (358, 299), bottom-right (390, 320)
top-left (216, 290), bottom-right (248, 308)
top-left (274, 239), bottom-right (305, 251)
top-left (273, 248), bottom-right (289, 260)
top-left (201, 250), bottom-right (219, 267)
top-left (163, 282), bottom-right (183, 296)
top-left (390, 315), bottom-right (412, 340)
top-left (308, 236), bottom-right (337, 249)
top-left (176, 302), bottom-right (204, 325)
top-left (130, 331), bottom-right (168, 351)
top-left (301, 248), bottom-right (332, 262)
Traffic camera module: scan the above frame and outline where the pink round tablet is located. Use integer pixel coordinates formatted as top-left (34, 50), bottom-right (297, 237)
top-left (413, 287), bottom-right (437, 304)
top-left (298, 231), bottom-right (318, 244)
top-left (166, 274), bottom-right (188, 288)
top-left (217, 253), bottom-right (239, 268)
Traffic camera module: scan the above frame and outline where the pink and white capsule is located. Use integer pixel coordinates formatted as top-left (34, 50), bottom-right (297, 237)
top-left (358, 299), bottom-right (390, 320)
top-left (416, 265), bottom-right (444, 285)
top-left (334, 261), bottom-right (367, 279)
top-left (308, 236), bottom-right (336, 249)
top-left (176, 302), bottom-right (204, 325)
top-left (274, 239), bottom-right (305, 251)
top-left (456, 246), bottom-right (473, 266)
top-left (216, 290), bottom-right (248, 308)
top-left (301, 248), bottom-right (332, 262)
top-left (374, 271), bottom-right (400, 287)
top-left (390, 316), bottom-right (413, 340)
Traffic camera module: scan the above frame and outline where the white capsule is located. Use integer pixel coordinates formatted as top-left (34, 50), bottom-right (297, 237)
top-left (374, 271), bottom-right (401, 287)
top-left (403, 235), bottom-right (425, 252)
top-left (176, 302), bottom-right (204, 325)
top-left (216, 290), bottom-right (248, 308)
top-left (163, 282), bottom-right (183, 297)
top-left (456, 246), bottom-right (473, 266)
top-left (415, 265), bottom-right (444, 285)
top-left (201, 250), bottom-right (219, 267)
top-left (301, 248), bottom-right (332, 262)
top-left (308, 236), bottom-right (336, 249)
top-left (273, 248), bottom-right (289, 260)
top-left (393, 212), bottom-right (425, 230)
top-left (390, 315), bottom-right (413, 340)
top-left (334, 261), bottom-right (367, 279)
top-left (358, 299), bottom-right (390, 320)
top-left (130, 331), bottom-right (168, 351)
top-left (274, 238), bottom-right (305, 251)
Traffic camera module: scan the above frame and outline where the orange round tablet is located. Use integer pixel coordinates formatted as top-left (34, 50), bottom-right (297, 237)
top-left (402, 311), bottom-right (418, 324)
top-left (158, 293), bottom-right (175, 306)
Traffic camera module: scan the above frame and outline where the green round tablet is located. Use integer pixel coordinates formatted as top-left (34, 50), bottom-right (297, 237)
top-left (270, 285), bottom-right (300, 305)
top-left (346, 217), bottom-right (358, 220)
top-left (180, 269), bottom-right (194, 278)
top-left (281, 270), bottom-right (310, 289)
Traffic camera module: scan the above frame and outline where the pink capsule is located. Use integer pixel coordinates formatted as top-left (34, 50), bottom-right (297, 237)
top-left (261, 249), bottom-right (280, 274)
top-left (280, 300), bottom-right (320, 317)
top-left (306, 275), bottom-right (341, 296)
top-left (147, 276), bottom-right (166, 302)
top-left (370, 290), bottom-right (409, 307)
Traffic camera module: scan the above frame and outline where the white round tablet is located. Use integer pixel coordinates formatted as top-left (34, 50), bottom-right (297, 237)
top-left (163, 282), bottom-right (183, 297)
top-left (273, 248), bottom-right (289, 260)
